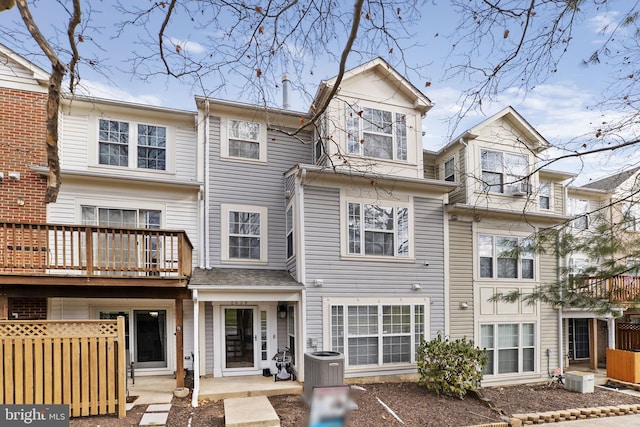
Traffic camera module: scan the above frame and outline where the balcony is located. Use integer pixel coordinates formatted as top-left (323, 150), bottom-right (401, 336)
top-left (573, 275), bottom-right (640, 303)
top-left (0, 221), bottom-right (192, 287)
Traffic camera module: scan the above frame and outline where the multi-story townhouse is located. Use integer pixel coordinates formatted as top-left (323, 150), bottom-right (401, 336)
top-left (0, 44), bottom-right (200, 386)
top-left (189, 58), bottom-right (455, 394)
top-left (430, 107), bottom-right (574, 386)
top-left (564, 167), bottom-right (640, 371)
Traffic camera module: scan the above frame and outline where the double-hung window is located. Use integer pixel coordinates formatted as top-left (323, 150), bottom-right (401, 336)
top-left (347, 106), bottom-right (408, 161)
top-left (480, 149), bottom-right (528, 194)
top-left (622, 201), bottom-right (640, 231)
top-left (329, 302), bottom-right (427, 368)
top-left (568, 199), bottom-right (589, 230)
top-left (286, 205), bottom-right (294, 259)
top-left (479, 235), bottom-right (534, 279)
top-left (98, 119), bottom-right (167, 170)
top-left (347, 202), bottom-right (409, 257)
top-left (481, 323), bottom-right (535, 375)
top-left (228, 119), bottom-right (261, 160)
top-left (539, 182), bottom-right (551, 210)
top-left (444, 158), bottom-right (455, 182)
top-left (222, 204), bottom-right (268, 263)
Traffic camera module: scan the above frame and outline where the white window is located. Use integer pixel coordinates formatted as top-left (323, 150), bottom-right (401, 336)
top-left (286, 204), bottom-right (294, 259)
top-left (444, 157), bottom-right (455, 182)
top-left (479, 235), bottom-right (534, 279)
top-left (481, 323), bottom-right (535, 375)
top-left (346, 106), bottom-right (408, 161)
top-left (347, 201), bottom-right (410, 258)
top-left (329, 302), bottom-right (427, 368)
top-left (568, 199), bottom-right (589, 230)
top-left (480, 149), bottom-right (528, 194)
top-left (622, 201), bottom-right (640, 231)
top-left (221, 118), bottom-right (267, 162)
top-left (539, 182), bottom-right (551, 210)
top-left (98, 119), bottom-right (167, 170)
top-left (221, 204), bottom-right (268, 263)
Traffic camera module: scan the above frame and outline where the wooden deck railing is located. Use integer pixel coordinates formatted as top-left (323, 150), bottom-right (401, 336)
top-left (0, 221), bottom-right (192, 278)
top-left (572, 275), bottom-right (640, 302)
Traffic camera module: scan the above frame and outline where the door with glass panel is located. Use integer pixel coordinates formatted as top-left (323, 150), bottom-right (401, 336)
top-left (99, 309), bottom-right (167, 369)
top-left (224, 307), bottom-right (258, 370)
top-left (81, 207), bottom-right (161, 274)
top-left (569, 318), bottom-right (590, 360)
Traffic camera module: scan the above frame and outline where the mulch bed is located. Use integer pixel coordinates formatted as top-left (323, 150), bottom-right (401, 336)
top-left (69, 381), bottom-right (640, 427)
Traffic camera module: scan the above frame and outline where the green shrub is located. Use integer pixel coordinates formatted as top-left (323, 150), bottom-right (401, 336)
top-left (417, 333), bottom-right (487, 399)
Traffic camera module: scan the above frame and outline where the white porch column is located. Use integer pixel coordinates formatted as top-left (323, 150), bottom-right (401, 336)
top-left (608, 318), bottom-right (616, 349)
top-left (191, 290), bottom-right (200, 407)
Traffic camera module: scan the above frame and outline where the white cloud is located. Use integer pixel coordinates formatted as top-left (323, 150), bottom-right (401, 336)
top-left (74, 80), bottom-right (163, 106)
top-left (588, 11), bottom-right (620, 35)
top-left (165, 37), bottom-right (206, 55)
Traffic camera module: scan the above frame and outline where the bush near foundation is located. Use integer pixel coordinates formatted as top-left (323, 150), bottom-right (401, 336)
top-left (417, 334), bottom-right (487, 399)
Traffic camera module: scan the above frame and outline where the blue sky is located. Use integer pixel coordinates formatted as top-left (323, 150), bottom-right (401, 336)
top-left (0, 1), bottom-right (632, 184)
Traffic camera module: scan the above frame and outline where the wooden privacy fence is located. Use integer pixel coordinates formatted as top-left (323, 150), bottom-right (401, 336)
top-left (0, 318), bottom-right (126, 418)
top-left (617, 322), bottom-right (640, 351)
top-left (607, 348), bottom-right (640, 383)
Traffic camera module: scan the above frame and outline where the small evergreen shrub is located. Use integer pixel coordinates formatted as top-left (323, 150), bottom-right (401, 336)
top-left (417, 333), bottom-right (487, 399)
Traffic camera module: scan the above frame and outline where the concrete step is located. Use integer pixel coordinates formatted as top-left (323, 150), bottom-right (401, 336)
top-left (224, 396), bottom-right (280, 427)
top-left (200, 380), bottom-right (302, 402)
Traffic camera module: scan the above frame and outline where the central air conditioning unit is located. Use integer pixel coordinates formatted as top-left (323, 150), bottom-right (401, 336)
top-left (508, 181), bottom-right (531, 197)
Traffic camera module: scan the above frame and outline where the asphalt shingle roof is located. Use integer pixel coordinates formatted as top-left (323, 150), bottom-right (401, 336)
top-left (582, 167), bottom-right (640, 191)
top-left (189, 268), bottom-right (302, 287)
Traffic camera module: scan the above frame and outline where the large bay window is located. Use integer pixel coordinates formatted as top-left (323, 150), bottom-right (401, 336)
top-left (347, 106), bottom-right (408, 161)
top-left (479, 235), bottom-right (534, 279)
top-left (329, 302), bottom-right (427, 368)
top-left (480, 149), bottom-right (528, 194)
top-left (347, 202), bottom-right (409, 257)
top-left (481, 323), bottom-right (535, 375)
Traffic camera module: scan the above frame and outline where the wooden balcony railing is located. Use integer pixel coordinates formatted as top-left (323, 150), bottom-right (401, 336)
top-left (572, 275), bottom-right (640, 302)
top-left (0, 222), bottom-right (192, 278)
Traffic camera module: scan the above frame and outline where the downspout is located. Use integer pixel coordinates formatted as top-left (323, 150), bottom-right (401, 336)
top-left (443, 193), bottom-right (450, 336)
top-left (558, 179), bottom-right (571, 372)
top-left (298, 168), bottom-right (308, 380)
top-left (191, 290), bottom-right (200, 407)
top-left (204, 100), bottom-right (211, 269)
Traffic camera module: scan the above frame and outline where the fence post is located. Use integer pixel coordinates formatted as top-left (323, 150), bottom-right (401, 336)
top-left (117, 316), bottom-right (126, 418)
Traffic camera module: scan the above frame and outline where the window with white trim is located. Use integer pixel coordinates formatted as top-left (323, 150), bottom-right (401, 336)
top-left (568, 198), bottom-right (589, 230)
top-left (346, 106), bottom-right (408, 161)
top-left (347, 202), bottom-right (409, 257)
top-left (444, 157), bottom-right (455, 182)
top-left (480, 149), bottom-right (528, 194)
top-left (286, 204), bottom-right (294, 259)
top-left (539, 182), bottom-right (551, 210)
top-left (98, 119), bottom-right (167, 170)
top-left (479, 235), bottom-right (534, 279)
top-left (221, 204), bottom-right (268, 263)
top-left (481, 323), bottom-right (535, 375)
top-left (329, 302), bottom-right (427, 368)
top-left (220, 117), bottom-right (267, 162)
top-left (622, 201), bottom-right (640, 231)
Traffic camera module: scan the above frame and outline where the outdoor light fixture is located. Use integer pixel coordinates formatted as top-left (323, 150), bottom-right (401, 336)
top-left (278, 305), bottom-right (288, 319)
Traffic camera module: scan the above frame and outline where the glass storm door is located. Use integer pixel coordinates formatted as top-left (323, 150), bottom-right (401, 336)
top-left (569, 318), bottom-right (590, 360)
top-left (224, 308), bottom-right (256, 369)
top-left (133, 310), bottom-right (167, 368)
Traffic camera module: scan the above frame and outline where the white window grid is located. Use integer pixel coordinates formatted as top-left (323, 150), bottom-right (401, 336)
top-left (481, 323), bottom-right (536, 376)
top-left (479, 235), bottom-right (535, 279)
top-left (346, 105), bottom-right (408, 161)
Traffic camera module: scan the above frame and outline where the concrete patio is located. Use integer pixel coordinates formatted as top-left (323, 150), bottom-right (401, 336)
top-left (199, 375), bottom-right (302, 402)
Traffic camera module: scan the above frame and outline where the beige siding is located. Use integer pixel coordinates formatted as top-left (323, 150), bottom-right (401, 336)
top-left (553, 183), bottom-right (564, 215)
top-left (449, 220), bottom-right (474, 339)
top-left (448, 148), bottom-right (467, 205)
top-left (539, 251), bottom-right (561, 376)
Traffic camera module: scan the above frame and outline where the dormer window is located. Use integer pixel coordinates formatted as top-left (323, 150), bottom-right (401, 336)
top-left (481, 149), bottom-right (528, 194)
top-left (347, 106), bottom-right (407, 161)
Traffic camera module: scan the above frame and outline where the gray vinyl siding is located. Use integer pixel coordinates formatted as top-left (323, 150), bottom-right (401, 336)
top-left (207, 116), bottom-right (311, 268)
top-left (205, 302), bottom-right (213, 375)
top-left (448, 149), bottom-right (467, 205)
top-left (302, 185), bottom-right (447, 353)
top-left (448, 220), bottom-right (474, 339)
top-left (539, 251), bottom-right (560, 375)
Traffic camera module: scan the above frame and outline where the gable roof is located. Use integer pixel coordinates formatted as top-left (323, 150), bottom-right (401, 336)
top-left (313, 57), bottom-right (432, 114)
top-left (0, 43), bottom-right (49, 85)
top-left (581, 166), bottom-right (640, 191)
top-left (469, 106), bottom-right (550, 151)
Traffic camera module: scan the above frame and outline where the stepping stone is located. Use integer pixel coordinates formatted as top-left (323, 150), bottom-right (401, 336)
top-left (224, 395), bottom-right (280, 427)
top-left (147, 403), bottom-right (172, 412)
top-left (140, 411), bottom-right (169, 426)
